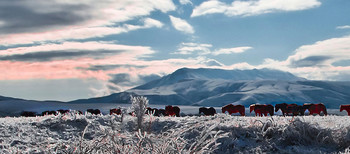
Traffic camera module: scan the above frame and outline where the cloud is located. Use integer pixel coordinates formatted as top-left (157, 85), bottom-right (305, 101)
top-left (0, 40), bottom-right (230, 96)
top-left (212, 46), bottom-right (253, 55)
top-left (0, 0), bottom-right (174, 46)
top-left (191, 0), bottom-right (321, 17)
top-left (173, 42), bottom-right (252, 56)
top-left (257, 35), bottom-right (350, 81)
top-left (336, 25), bottom-right (350, 29)
top-left (0, 42), bottom-right (154, 62)
top-left (169, 15), bottom-right (195, 34)
top-left (179, 0), bottom-right (193, 5)
top-left (173, 42), bottom-right (212, 55)
top-left (286, 35), bottom-right (350, 68)
top-left (0, 18), bottom-right (164, 46)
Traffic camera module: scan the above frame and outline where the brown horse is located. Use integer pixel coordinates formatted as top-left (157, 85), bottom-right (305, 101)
top-left (199, 107), bottom-right (216, 116)
top-left (303, 103), bottom-right (327, 116)
top-left (250, 104), bottom-right (273, 117)
top-left (110, 108), bottom-right (122, 115)
top-left (222, 104), bottom-right (245, 116)
top-left (165, 105), bottom-right (180, 117)
top-left (340, 105), bottom-right (350, 116)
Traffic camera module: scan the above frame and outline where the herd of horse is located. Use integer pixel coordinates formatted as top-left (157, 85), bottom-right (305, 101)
top-left (19, 105), bottom-right (181, 117)
top-left (204, 103), bottom-right (350, 116)
top-left (220, 103), bottom-right (328, 117)
top-left (18, 104), bottom-right (350, 117)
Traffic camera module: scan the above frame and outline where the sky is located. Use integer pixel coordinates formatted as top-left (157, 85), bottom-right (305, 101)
top-left (0, 0), bottom-right (350, 101)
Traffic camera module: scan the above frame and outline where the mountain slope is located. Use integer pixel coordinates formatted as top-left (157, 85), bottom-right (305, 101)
top-left (69, 68), bottom-right (350, 109)
top-left (128, 79), bottom-right (350, 108)
top-left (136, 68), bottom-right (304, 89)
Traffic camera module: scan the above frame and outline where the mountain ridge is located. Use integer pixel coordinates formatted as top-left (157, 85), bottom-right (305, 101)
top-left (68, 67), bottom-right (350, 109)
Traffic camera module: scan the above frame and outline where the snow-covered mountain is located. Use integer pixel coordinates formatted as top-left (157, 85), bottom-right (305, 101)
top-left (70, 68), bottom-right (350, 109)
top-left (136, 67), bottom-right (304, 89)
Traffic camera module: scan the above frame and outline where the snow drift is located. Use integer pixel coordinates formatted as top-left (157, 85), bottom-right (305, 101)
top-left (0, 112), bottom-right (350, 153)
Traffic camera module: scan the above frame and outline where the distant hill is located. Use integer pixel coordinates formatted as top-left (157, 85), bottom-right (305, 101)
top-left (69, 68), bottom-right (350, 109)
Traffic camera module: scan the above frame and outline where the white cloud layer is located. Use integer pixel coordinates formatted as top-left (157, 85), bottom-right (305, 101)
top-left (173, 42), bottom-right (252, 56)
top-left (191, 0), bottom-right (321, 17)
top-left (179, 0), bottom-right (193, 5)
top-left (258, 35), bottom-right (350, 81)
top-left (336, 25), bottom-right (350, 29)
top-left (169, 15), bottom-right (195, 34)
top-left (174, 42), bottom-right (212, 55)
top-left (0, 0), bottom-right (174, 46)
top-left (212, 47), bottom-right (253, 55)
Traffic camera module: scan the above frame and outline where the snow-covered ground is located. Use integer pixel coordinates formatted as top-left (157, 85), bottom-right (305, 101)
top-left (0, 112), bottom-right (350, 153)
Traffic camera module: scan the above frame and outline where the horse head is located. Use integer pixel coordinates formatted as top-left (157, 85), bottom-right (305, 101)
top-left (340, 105), bottom-right (345, 112)
top-left (249, 104), bottom-right (255, 113)
top-left (199, 107), bottom-right (206, 114)
top-left (222, 104), bottom-right (232, 113)
top-left (267, 105), bottom-right (274, 116)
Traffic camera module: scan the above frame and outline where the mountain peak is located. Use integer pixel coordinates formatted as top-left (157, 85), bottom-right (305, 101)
top-left (134, 67), bottom-right (304, 90)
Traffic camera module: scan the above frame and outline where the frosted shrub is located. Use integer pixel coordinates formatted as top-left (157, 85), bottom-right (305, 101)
top-left (131, 95), bottom-right (149, 131)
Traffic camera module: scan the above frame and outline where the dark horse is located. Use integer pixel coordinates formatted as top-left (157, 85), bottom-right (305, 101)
top-left (275, 103), bottom-right (304, 116)
top-left (87, 109), bottom-right (101, 115)
top-left (165, 105), bottom-right (180, 117)
top-left (199, 107), bottom-right (216, 116)
top-left (41, 110), bottom-right (57, 116)
top-left (340, 105), bottom-right (350, 116)
top-left (222, 104), bottom-right (245, 116)
top-left (57, 109), bottom-right (70, 115)
top-left (145, 107), bottom-right (165, 116)
top-left (250, 104), bottom-right (274, 116)
top-left (303, 103), bottom-right (327, 116)
top-left (20, 111), bottom-right (37, 117)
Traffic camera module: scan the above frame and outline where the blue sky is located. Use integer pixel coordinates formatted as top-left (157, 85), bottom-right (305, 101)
top-left (0, 0), bottom-right (350, 101)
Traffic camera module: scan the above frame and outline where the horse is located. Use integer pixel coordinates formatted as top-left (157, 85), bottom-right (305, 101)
top-left (157, 109), bottom-right (166, 116)
top-left (146, 107), bottom-right (163, 116)
top-left (276, 103), bottom-right (303, 116)
top-left (57, 109), bottom-right (70, 115)
top-left (165, 105), bottom-right (180, 117)
top-left (266, 104), bottom-right (274, 116)
top-left (87, 109), bottom-right (101, 115)
top-left (340, 105), bottom-right (350, 116)
top-left (286, 104), bottom-right (304, 116)
top-left (250, 104), bottom-right (273, 116)
top-left (275, 103), bottom-right (288, 116)
top-left (20, 111), bottom-right (37, 117)
top-left (110, 108), bottom-right (122, 115)
top-left (303, 103), bottom-right (327, 116)
top-left (199, 107), bottom-right (216, 116)
top-left (41, 110), bottom-right (57, 116)
top-left (222, 104), bottom-right (245, 116)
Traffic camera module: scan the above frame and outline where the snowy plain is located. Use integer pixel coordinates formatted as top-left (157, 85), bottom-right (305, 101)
top-left (1, 110), bottom-right (350, 153)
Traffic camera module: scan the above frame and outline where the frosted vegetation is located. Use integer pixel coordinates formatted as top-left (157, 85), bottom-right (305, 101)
top-left (1, 111), bottom-right (350, 153)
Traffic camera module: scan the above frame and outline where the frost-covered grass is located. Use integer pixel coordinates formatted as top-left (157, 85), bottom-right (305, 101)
top-left (0, 112), bottom-right (350, 153)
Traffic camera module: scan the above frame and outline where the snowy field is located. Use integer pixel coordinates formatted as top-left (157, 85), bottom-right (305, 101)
top-left (0, 112), bottom-right (350, 153)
